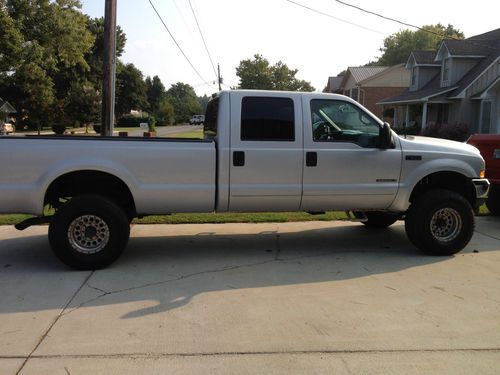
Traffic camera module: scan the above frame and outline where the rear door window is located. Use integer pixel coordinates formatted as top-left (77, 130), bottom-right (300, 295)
top-left (241, 97), bottom-right (294, 141)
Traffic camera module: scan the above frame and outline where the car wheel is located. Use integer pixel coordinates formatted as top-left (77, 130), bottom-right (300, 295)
top-left (405, 189), bottom-right (474, 256)
top-left (48, 194), bottom-right (130, 270)
top-left (359, 211), bottom-right (399, 228)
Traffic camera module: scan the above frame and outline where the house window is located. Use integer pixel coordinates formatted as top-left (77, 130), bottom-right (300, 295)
top-left (442, 58), bottom-right (451, 82)
top-left (240, 97), bottom-right (295, 141)
top-left (411, 67), bottom-right (417, 86)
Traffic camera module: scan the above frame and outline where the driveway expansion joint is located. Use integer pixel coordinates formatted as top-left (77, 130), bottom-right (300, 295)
top-left (4, 348), bottom-right (500, 361)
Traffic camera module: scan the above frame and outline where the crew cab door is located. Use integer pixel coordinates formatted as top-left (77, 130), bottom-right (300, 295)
top-left (301, 97), bottom-right (401, 211)
top-left (228, 92), bottom-right (303, 211)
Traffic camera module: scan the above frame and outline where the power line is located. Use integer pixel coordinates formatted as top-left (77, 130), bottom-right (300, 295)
top-left (146, 0), bottom-right (209, 85)
top-left (284, 0), bottom-right (386, 36)
top-left (334, 0), bottom-right (500, 51)
top-left (187, 0), bottom-right (218, 81)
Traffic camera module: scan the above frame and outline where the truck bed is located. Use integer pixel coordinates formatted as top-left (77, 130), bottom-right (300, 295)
top-left (0, 136), bottom-right (216, 215)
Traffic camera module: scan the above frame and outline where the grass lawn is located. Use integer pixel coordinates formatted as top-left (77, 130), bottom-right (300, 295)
top-left (166, 129), bottom-right (204, 138)
top-left (0, 205), bottom-right (490, 226)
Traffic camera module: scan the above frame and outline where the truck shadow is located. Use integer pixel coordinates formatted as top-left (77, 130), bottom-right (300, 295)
top-left (0, 221), bottom-right (498, 318)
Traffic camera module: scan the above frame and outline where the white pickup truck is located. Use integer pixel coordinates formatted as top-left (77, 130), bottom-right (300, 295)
top-left (0, 90), bottom-right (489, 269)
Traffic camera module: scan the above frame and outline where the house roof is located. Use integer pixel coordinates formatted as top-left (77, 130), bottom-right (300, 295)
top-left (348, 66), bottom-right (388, 84)
top-left (0, 99), bottom-right (16, 114)
top-left (380, 28), bottom-right (500, 105)
top-left (411, 50), bottom-right (438, 65)
top-left (325, 76), bottom-right (343, 92)
top-left (379, 73), bottom-right (456, 104)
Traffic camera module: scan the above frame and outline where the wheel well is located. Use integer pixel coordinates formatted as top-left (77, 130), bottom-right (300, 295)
top-left (45, 170), bottom-right (136, 218)
top-left (409, 171), bottom-right (476, 207)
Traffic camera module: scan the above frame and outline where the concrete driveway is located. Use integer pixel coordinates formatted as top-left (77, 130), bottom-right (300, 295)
top-left (0, 218), bottom-right (499, 374)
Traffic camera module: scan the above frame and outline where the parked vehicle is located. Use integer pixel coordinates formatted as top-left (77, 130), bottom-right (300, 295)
top-left (0, 90), bottom-right (489, 269)
top-left (467, 134), bottom-right (500, 215)
top-left (189, 114), bottom-right (205, 125)
top-left (0, 122), bottom-right (14, 135)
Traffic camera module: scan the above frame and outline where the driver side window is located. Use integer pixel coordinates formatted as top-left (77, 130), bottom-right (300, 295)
top-left (310, 99), bottom-right (380, 148)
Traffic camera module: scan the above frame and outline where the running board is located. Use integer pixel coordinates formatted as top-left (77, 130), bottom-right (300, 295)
top-left (15, 216), bottom-right (52, 231)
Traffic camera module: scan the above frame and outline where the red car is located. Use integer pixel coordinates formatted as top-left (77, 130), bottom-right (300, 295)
top-left (467, 134), bottom-right (500, 215)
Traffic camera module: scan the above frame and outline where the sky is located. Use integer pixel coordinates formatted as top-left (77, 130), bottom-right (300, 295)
top-left (81, 0), bottom-right (500, 97)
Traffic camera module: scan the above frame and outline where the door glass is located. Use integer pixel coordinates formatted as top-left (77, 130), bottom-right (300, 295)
top-left (241, 97), bottom-right (294, 141)
top-left (310, 99), bottom-right (380, 147)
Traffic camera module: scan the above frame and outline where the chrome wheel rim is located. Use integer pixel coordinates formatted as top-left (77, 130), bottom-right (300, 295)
top-left (68, 215), bottom-right (110, 254)
top-left (430, 208), bottom-right (462, 242)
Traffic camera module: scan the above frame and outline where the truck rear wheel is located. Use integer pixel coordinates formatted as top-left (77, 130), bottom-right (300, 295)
top-left (405, 189), bottom-right (474, 256)
top-left (359, 211), bottom-right (399, 228)
top-left (48, 195), bottom-right (130, 270)
top-left (486, 185), bottom-right (500, 216)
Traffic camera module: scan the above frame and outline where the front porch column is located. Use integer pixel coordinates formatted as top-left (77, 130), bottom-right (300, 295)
top-left (422, 102), bottom-right (428, 130)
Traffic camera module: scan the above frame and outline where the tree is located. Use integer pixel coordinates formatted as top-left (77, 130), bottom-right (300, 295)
top-left (145, 75), bottom-right (166, 116)
top-left (156, 98), bottom-right (175, 125)
top-left (84, 17), bottom-right (126, 89)
top-left (167, 82), bottom-right (202, 124)
top-left (0, 0), bottom-right (95, 129)
top-left (64, 80), bottom-right (100, 132)
top-left (236, 54), bottom-right (314, 91)
top-left (377, 24), bottom-right (464, 66)
top-left (115, 63), bottom-right (148, 118)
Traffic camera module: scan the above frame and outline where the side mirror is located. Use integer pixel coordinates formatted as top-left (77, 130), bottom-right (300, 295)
top-left (379, 122), bottom-right (392, 149)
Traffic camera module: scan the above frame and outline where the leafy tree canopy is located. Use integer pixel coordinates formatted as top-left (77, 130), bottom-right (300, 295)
top-left (236, 54), bottom-right (314, 92)
top-left (376, 24), bottom-right (464, 66)
top-left (0, 0), bottom-right (95, 127)
top-left (115, 63), bottom-right (148, 118)
top-left (167, 82), bottom-right (202, 124)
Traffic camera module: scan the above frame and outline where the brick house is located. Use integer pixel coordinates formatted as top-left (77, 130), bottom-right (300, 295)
top-left (324, 65), bottom-right (410, 120)
top-left (379, 28), bottom-right (500, 134)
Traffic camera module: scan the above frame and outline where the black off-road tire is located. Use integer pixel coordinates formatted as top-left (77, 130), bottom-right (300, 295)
top-left (360, 211), bottom-right (399, 228)
top-left (486, 185), bottom-right (500, 216)
top-left (48, 195), bottom-right (130, 270)
top-left (405, 189), bottom-right (474, 256)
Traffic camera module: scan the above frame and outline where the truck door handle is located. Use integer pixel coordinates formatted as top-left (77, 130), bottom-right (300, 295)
top-left (306, 152), bottom-right (317, 167)
top-left (233, 151), bottom-right (245, 167)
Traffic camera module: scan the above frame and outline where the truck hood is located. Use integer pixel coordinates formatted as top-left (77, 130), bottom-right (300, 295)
top-left (397, 135), bottom-right (481, 156)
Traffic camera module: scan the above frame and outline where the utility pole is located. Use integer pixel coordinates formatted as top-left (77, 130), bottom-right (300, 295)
top-left (101, 0), bottom-right (117, 136)
top-left (217, 63), bottom-right (222, 91)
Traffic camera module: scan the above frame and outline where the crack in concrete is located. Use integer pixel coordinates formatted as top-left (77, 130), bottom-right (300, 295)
top-left (475, 230), bottom-right (500, 241)
top-left (4, 347), bottom-right (500, 361)
top-left (62, 251), bottom-right (336, 316)
top-left (15, 271), bottom-right (95, 375)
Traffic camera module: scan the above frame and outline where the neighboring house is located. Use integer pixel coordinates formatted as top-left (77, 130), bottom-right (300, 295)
top-left (325, 65), bottom-right (410, 120)
top-left (323, 76), bottom-right (343, 94)
top-left (380, 28), bottom-right (500, 134)
top-left (0, 98), bottom-right (16, 123)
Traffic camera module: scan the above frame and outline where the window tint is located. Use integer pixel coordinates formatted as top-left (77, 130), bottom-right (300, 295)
top-left (310, 99), bottom-right (380, 148)
top-left (241, 97), bottom-right (294, 141)
top-left (204, 96), bottom-right (219, 139)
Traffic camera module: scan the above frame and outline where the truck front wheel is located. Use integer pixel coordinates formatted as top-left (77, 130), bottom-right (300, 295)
top-left (48, 195), bottom-right (130, 270)
top-left (405, 189), bottom-right (474, 256)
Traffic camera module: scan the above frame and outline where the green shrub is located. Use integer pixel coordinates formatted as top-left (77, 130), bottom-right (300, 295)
top-left (422, 123), bottom-right (470, 142)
